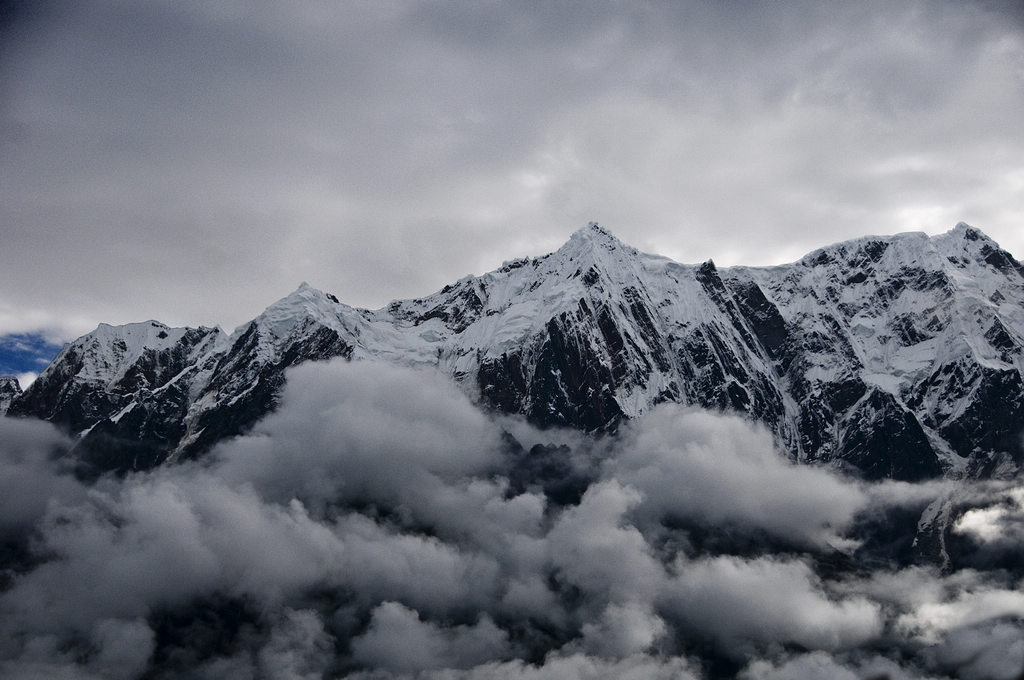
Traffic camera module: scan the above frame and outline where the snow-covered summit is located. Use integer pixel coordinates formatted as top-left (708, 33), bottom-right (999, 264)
top-left (54, 321), bottom-right (222, 388)
top-left (559, 222), bottom-right (638, 257)
top-left (9, 222), bottom-right (1024, 481)
top-left (7, 320), bottom-right (226, 440)
top-left (236, 281), bottom-right (358, 350)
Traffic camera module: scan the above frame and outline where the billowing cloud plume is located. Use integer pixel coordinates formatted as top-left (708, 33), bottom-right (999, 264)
top-left (350, 601), bottom-right (509, 673)
top-left (214, 360), bottom-right (504, 515)
top-left (663, 555), bottom-right (882, 655)
top-left (612, 408), bottom-right (868, 547)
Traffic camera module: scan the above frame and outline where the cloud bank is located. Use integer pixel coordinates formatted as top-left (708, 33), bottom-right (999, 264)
top-left (1, 358), bottom-right (1023, 678)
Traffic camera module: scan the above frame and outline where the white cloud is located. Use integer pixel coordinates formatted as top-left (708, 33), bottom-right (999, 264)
top-left (613, 406), bottom-right (867, 548)
top-left (954, 486), bottom-right (1024, 546)
top-left (898, 587), bottom-right (1024, 644)
top-left (663, 555), bottom-right (882, 655)
top-left (350, 602), bottom-right (509, 673)
top-left (577, 602), bottom-right (667, 658)
top-left (214, 360), bottom-right (501, 514)
top-left (546, 481), bottom-right (664, 605)
top-left (14, 372), bottom-right (37, 390)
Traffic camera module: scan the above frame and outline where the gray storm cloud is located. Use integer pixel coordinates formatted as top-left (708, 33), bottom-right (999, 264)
top-left (0, 417), bottom-right (84, 538)
top-left (1, 358), bottom-right (1023, 678)
top-left (1, 1), bottom-right (1023, 339)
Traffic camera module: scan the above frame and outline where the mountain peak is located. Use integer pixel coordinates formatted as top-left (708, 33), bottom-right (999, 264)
top-left (256, 283), bottom-right (332, 323)
top-left (568, 221), bottom-right (621, 245)
top-left (557, 222), bottom-right (639, 265)
top-left (242, 281), bottom-right (357, 349)
top-left (947, 221), bottom-right (991, 243)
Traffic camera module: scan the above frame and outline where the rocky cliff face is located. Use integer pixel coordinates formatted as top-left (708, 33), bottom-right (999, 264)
top-left (7, 223), bottom-right (1024, 481)
top-left (0, 376), bottom-right (22, 414)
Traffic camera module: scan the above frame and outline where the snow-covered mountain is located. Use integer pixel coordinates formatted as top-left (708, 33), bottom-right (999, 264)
top-left (7, 223), bottom-right (1024, 481)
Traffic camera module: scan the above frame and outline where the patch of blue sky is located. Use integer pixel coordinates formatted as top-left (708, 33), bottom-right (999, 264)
top-left (0, 333), bottom-right (63, 376)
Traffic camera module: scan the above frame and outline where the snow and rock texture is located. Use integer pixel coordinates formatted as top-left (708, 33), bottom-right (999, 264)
top-left (7, 223), bottom-right (1024, 480)
top-left (5, 321), bottom-right (227, 471)
top-left (0, 376), bottom-right (21, 414)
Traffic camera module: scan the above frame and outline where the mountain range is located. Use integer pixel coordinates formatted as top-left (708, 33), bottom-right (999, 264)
top-left (4, 222), bottom-right (1023, 483)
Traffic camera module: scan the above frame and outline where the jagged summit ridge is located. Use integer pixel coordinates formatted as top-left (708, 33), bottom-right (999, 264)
top-left (7, 222), bottom-right (1024, 481)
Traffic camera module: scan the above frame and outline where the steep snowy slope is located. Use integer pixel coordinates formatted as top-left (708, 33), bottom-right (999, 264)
top-left (7, 223), bottom-right (1024, 481)
top-left (729, 224), bottom-right (1024, 478)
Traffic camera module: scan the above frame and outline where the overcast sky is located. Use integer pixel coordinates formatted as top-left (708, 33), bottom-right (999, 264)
top-left (2, 0), bottom-right (1023, 341)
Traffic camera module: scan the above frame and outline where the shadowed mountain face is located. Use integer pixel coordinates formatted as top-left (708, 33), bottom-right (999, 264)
top-left (7, 223), bottom-right (1024, 481)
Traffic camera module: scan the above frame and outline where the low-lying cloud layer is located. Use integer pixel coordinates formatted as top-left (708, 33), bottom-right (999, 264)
top-left (2, 359), bottom-right (1023, 679)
